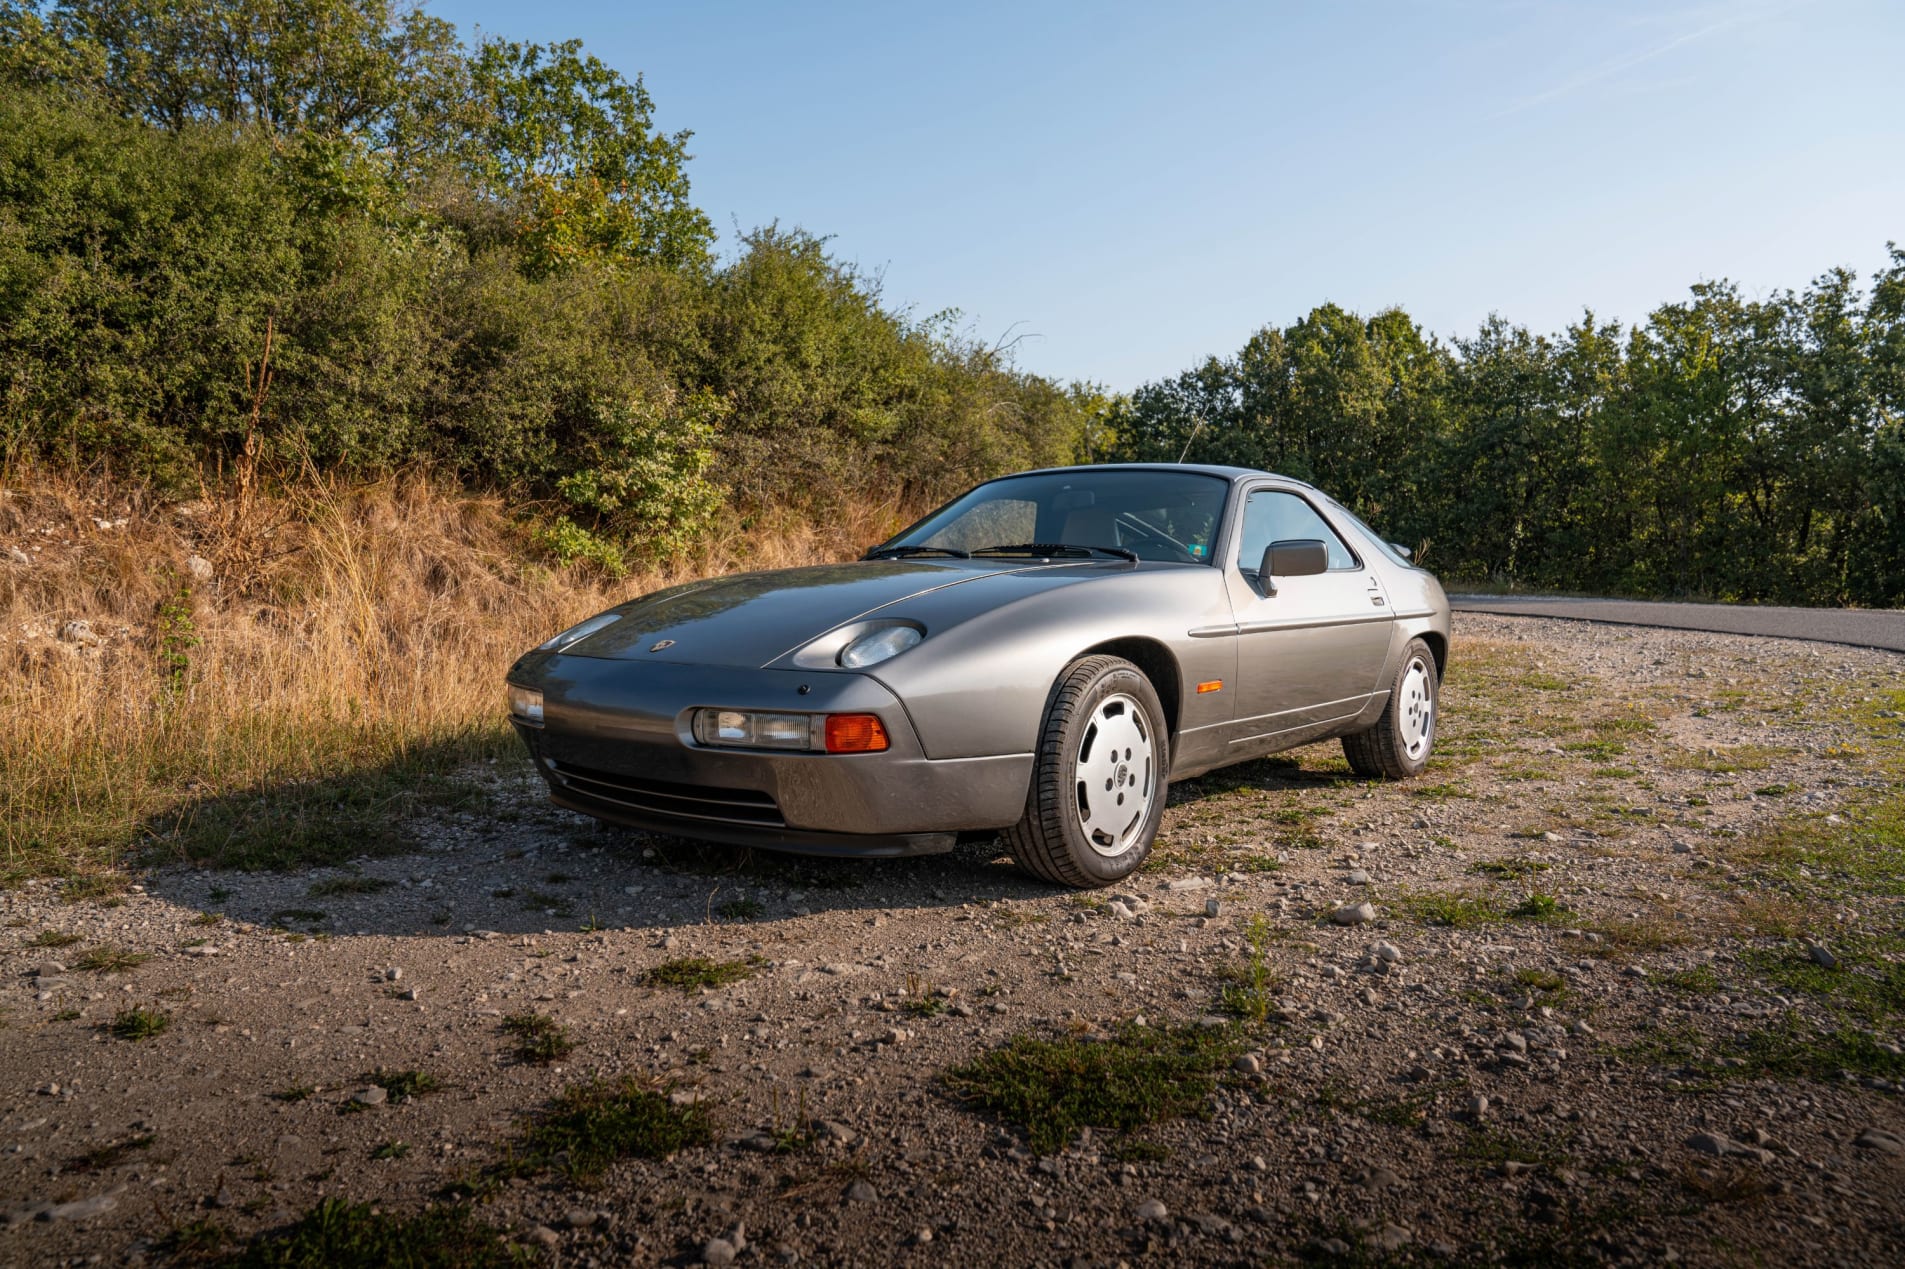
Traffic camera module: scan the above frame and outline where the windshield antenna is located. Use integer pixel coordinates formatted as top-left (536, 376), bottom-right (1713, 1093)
top-left (1176, 415), bottom-right (1206, 464)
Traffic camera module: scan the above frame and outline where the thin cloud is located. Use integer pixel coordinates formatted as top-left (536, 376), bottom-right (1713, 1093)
top-left (1489, 15), bottom-right (1739, 119)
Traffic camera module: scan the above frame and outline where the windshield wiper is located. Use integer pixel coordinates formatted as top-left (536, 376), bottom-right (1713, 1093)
top-left (863, 545), bottom-right (971, 560)
top-left (971, 542), bottom-right (1139, 562)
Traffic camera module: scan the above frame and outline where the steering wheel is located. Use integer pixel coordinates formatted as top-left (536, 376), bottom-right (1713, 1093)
top-left (1119, 530), bottom-right (1202, 564)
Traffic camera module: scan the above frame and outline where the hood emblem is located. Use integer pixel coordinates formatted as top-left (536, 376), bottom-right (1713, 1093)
top-left (649, 640), bottom-right (676, 652)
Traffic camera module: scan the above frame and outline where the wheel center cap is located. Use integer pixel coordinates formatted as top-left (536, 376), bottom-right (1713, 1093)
top-left (1116, 763), bottom-right (1129, 786)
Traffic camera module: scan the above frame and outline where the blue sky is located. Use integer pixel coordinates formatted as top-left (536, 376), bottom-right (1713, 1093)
top-left (431, 0), bottom-right (1905, 389)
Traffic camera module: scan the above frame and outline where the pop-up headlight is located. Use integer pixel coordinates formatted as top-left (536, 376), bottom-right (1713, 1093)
top-left (537, 612), bottom-right (621, 652)
top-left (838, 624), bottom-right (922, 668)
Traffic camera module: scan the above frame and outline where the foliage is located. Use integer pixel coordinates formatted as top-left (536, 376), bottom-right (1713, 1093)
top-left (0, 4), bottom-right (1091, 557)
top-left (1111, 254), bottom-right (1905, 606)
top-left (4, 1), bottom-right (1899, 606)
top-left (153, 574), bottom-right (198, 700)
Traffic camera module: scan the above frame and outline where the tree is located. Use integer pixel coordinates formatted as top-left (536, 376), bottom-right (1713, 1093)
top-left (460, 37), bottom-right (711, 274)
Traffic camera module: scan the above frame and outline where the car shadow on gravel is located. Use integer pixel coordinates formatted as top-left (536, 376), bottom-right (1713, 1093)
top-left (137, 794), bottom-right (1065, 940)
top-left (133, 749), bottom-right (1355, 941)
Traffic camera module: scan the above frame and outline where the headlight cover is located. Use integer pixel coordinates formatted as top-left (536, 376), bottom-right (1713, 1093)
top-left (537, 612), bottom-right (621, 652)
top-left (838, 624), bottom-right (923, 669)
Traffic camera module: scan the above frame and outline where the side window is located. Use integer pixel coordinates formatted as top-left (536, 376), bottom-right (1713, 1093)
top-left (1235, 490), bottom-right (1360, 573)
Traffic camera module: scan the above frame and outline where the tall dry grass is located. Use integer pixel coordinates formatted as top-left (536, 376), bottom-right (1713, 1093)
top-left (0, 466), bottom-right (908, 878)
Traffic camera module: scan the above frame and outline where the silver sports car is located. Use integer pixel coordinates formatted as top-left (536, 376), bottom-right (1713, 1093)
top-left (505, 464), bottom-right (1450, 887)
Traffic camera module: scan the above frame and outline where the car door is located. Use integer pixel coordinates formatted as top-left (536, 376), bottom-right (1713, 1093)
top-left (1223, 485), bottom-right (1395, 744)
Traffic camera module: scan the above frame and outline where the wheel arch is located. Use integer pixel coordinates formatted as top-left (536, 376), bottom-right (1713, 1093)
top-left (1077, 636), bottom-right (1182, 745)
top-left (1417, 629), bottom-right (1448, 680)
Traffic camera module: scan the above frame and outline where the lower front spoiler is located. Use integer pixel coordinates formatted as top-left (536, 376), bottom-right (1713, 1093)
top-left (546, 786), bottom-right (957, 858)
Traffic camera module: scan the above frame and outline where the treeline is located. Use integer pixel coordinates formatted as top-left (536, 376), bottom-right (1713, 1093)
top-left (5, 5), bottom-right (1901, 604)
top-left (0, 1), bottom-right (1088, 567)
top-left (1109, 263), bottom-right (1905, 607)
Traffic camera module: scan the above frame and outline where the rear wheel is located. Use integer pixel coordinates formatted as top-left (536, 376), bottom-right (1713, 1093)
top-left (1342, 638), bottom-right (1438, 779)
top-left (1005, 655), bottom-right (1168, 888)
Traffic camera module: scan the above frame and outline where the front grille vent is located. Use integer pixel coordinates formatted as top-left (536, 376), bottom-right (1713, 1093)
top-left (546, 761), bottom-right (785, 828)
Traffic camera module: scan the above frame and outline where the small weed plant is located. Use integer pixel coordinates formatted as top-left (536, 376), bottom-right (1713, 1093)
top-left (110, 1007), bottom-right (169, 1040)
top-left (501, 1012), bottom-right (576, 1065)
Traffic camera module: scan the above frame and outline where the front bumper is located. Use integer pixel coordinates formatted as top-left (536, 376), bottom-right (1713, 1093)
top-left (508, 654), bottom-right (1032, 858)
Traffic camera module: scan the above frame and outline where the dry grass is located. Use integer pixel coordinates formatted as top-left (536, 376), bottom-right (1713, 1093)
top-left (1, 466), bottom-right (902, 878)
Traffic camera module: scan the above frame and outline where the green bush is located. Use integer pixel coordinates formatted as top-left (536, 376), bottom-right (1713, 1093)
top-left (0, 7), bottom-right (1091, 550)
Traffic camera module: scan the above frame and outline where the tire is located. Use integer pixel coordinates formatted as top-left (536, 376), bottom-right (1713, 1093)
top-left (1005, 655), bottom-right (1169, 888)
top-left (1342, 638), bottom-right (1439, 779)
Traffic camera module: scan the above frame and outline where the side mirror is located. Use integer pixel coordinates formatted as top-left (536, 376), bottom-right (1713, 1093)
top-left (1257, 539), bottom-right (1328, 595)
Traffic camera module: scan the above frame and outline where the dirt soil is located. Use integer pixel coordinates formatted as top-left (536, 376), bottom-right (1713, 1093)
top-left (3, 613), bottom-right (1902, 1267)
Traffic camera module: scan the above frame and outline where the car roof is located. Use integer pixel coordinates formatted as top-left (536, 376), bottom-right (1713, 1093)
top-left (1004, 461), bottom-right (1313, 489)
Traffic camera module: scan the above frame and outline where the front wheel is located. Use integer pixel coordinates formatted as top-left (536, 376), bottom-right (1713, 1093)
top-left (1005, 655), bottom-right (1168, 888)
top-left (1342, 638), bottom-right (1439, 779)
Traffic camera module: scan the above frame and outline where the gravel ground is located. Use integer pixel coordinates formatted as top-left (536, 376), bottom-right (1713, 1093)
top-left (3, 613), bottom-right (1902, 1267)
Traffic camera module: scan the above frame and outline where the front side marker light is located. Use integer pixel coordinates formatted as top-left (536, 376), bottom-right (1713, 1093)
top-left (507, 684), bottom-right (543, 724)
top-left (825, 714), bottom-right (889, 754)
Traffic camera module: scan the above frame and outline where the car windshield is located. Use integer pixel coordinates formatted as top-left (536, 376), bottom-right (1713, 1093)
top-left (881, 469), bottom-right (1229, 565)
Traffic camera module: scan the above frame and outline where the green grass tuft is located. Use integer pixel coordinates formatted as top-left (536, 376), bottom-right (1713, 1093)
top-left (1393, 888), bottom-right (1503, 929)
top-left (27, 929), bottom-right (82, 948)
top-left (1472, 857), bottom-right (1552, 880)
top-left (110, 1006), bottom-right (169, 1040)
top-left (362, 1069), bottom-right (442, 1103)
top-left (499, 1078), bottom-right (715, 1184)
top-left (943, 1022), bottom-right (1242, 1155)
top-left (221, 1197), bottom-right (524, 1268)
top-left (1738, 935), bottom-right (1905, 1026)
top-left (1513, 968), bottom-right (1567, 996)
top-left (641, 955), bottom-right (766, 992)
top-left (73, 944), bottom-right (151, 973)
top-left (1218, 914), bottom-right (1279, 1023)
top-left (1509, 891), bottom-right (1565, 920)
top-left (62, 874), bottom-right (128, 903)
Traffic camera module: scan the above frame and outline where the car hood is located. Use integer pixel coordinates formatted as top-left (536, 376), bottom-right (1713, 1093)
top-left (559, 559), bottom-right (1107, 667)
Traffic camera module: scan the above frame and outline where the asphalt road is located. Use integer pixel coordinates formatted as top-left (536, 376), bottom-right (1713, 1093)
top-left (1450, 593), bottom-right (1905, 655)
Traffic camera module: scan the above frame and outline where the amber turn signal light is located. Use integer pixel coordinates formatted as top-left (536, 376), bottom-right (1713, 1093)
top-left (824, 714), bottom-right (890, 753)
top-left (1196, 680), bottom-right (1224, 694)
